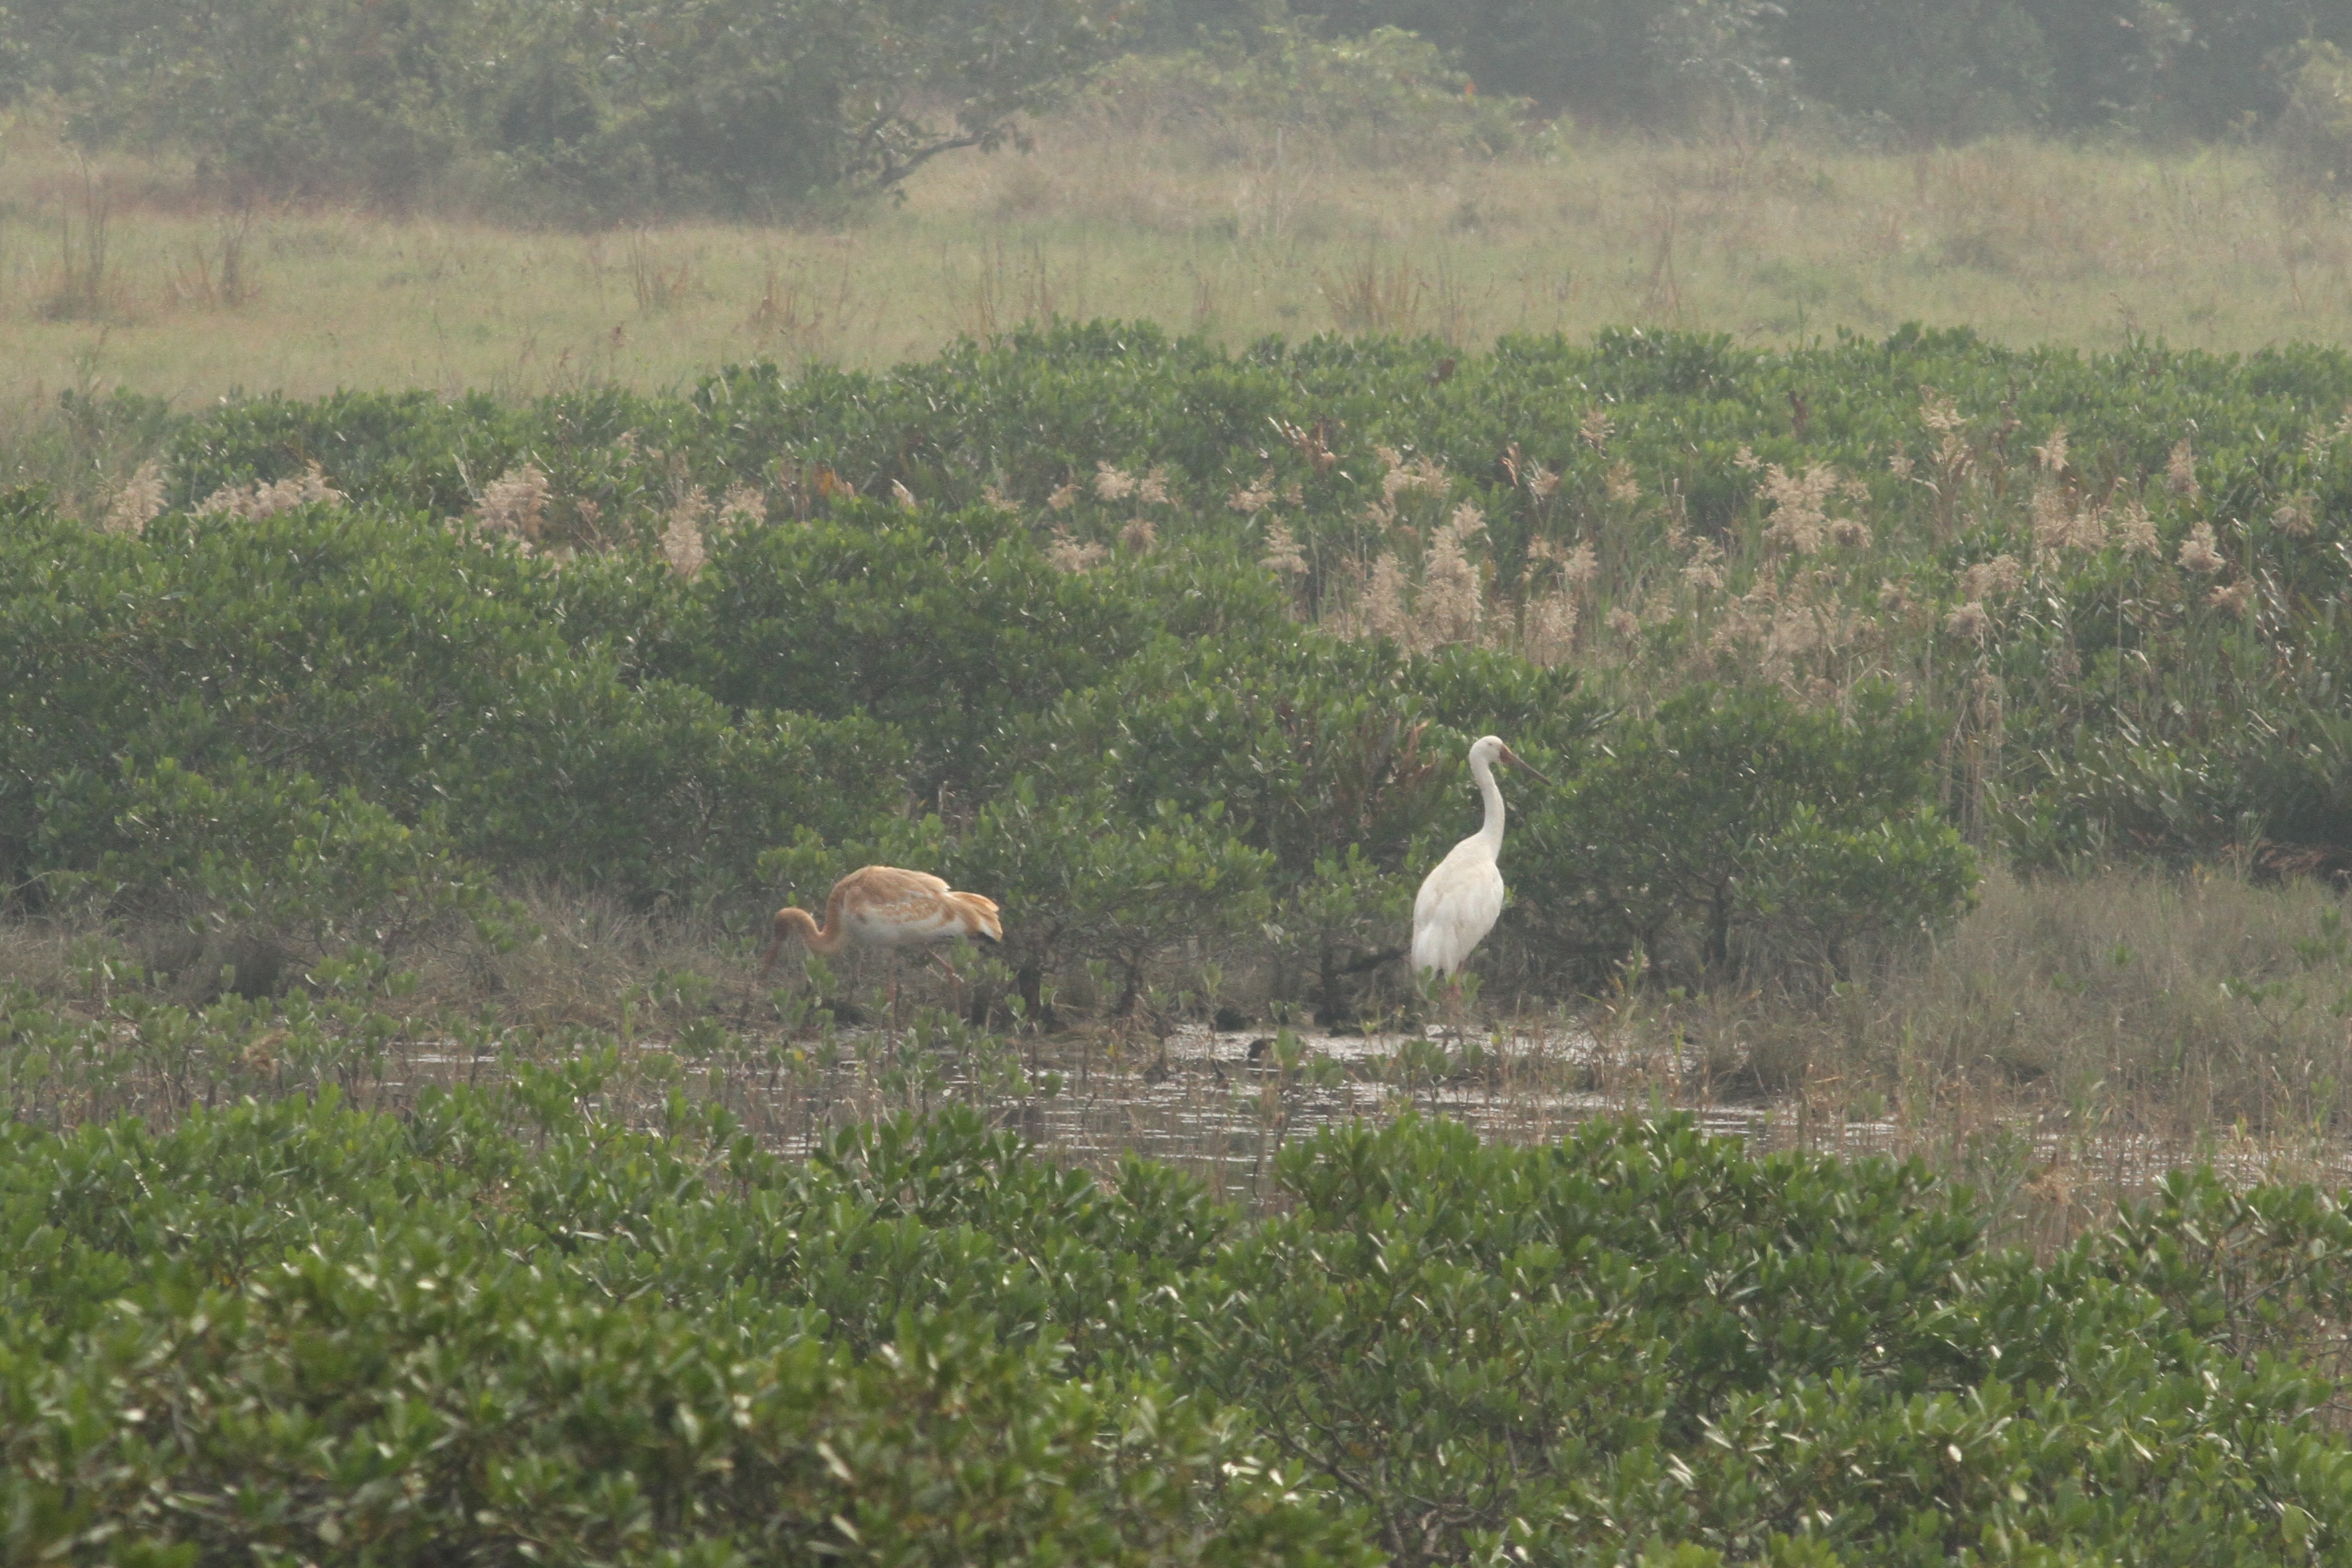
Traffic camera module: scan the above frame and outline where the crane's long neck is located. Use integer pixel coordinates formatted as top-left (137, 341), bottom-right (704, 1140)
top-left (776, 907), bottom-right (851, 959)
top-left (755, 883), bottom-right (851, 985)
top-left (1473, 751), bottom-right (1506, 848)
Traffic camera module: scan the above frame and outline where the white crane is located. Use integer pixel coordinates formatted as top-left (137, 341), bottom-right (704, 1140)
top-left (1411, 735), bottom-right (1551, 989)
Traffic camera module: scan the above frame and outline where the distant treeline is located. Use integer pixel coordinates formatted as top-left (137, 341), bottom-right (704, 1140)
top-left (0, 0), bottom-right (1117, 215)
top-left (1206, 0), bottom-right (2352, 142)
top-left (2, 0), bottom-right (2349, 214)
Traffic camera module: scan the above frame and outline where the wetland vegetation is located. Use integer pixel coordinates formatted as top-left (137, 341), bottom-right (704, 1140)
top-left (12, 0), bottom-right (2352, 1556)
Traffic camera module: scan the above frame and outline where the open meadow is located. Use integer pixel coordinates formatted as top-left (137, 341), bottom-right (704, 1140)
top-left (14, 80), bottom-right (2352, 1562)
top-left (3, 108), bottom-right (2351, 436)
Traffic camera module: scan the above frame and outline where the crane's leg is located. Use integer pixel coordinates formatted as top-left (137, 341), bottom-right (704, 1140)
top-left (887, 954), bottom-right (903, 1038)
top-left (926, 949), bottom-right (972, 1021)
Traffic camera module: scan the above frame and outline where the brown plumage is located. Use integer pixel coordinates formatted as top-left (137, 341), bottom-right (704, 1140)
top-left (754, 865), bottom-right (1002, 986)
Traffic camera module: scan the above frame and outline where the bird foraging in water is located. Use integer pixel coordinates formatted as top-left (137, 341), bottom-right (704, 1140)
top-left (1411, 736), bottom-right (1551, 990)
top-left (749, 865), bottom-right (1002, 1022)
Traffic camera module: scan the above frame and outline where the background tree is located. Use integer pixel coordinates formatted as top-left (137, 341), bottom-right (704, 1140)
top-left (15, 0), bottom-right (1125, 215)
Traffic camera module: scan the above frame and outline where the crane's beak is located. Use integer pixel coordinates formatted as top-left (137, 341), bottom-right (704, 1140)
top-left (1498, 744), bottom-right (1554, 786)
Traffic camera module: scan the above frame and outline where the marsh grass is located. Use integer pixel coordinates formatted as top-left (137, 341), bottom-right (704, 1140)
top-left (9, 863), bottom-right (2351, 1238)
top-left (1591, 865), bottom-right (2352, 1249)
top-left (1317, 252), bottom-right (1427, 335)
top-left (164, 206), bottom-right (258, 310)
top-left (35, 162), bottom-right (121, 323)
top-left (627, 229), bottom-right (702, 313)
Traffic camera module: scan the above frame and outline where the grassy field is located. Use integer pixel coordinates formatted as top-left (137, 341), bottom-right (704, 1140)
top-left (1, 105), bottom-right (2348, 414)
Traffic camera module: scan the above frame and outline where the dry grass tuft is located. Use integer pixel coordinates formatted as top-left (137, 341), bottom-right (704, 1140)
top-left (195, 460), bottom-right (342, 519)
top-left (100, 459), bottom-right (167, 534)
top-left (470, 464), bottom-right (551, 541)
top-left (662, 487), bottom-right (711, 576)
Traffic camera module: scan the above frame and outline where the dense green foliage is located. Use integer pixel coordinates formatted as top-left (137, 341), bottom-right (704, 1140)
top-left (0, 492), bottom-right (897, 938)
top-left (1522, 683), bottom-right (1975, 975)
top-left (9, 1006), bottom-right (2352, 1567)
top-left (0, 1035), bottom-right (1366, 1563)
top-left (29, 319), bottom-right (2352, 1003)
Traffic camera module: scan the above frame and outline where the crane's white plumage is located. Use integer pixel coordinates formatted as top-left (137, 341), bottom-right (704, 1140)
top-left (1411, 735), bottom-right (1547, 980)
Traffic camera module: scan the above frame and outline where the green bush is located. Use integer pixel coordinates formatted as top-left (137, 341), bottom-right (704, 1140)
top-left (1032, 638), bottom-right (1595, 877)
top-left (1020, 634), bottom-right (1602, 1013)
top-left (31, 754), bottom-right (499, 974)
top-left (165, 320), bottom-right (2352, 582)
top-left (1250, 0), bottom-right (2341, 140)
top-left (683, 505), bottom-right (1289, 797)
top-left (17, 0), bottom-right (2352, 161)
top-left (60, 0), bottom-right (480, 203)
top-left (165, 387), bottom-right (535, 519)
top-left (1518, 683), bottom-right (1977, 983)
top-left (0, 500), bottom-right (896, 907)
top-left (759, 781), bottom-right (1275, 1018)
top-left (11, 1079), bottom-right (2352, 1567)
top-left (0, 1092), bottom-right (1368, 1567)
top-left (1166, 1112), bottom-right (2352, 1567)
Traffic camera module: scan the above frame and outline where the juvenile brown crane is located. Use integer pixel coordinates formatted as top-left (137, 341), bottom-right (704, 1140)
top-left (749, 865), bottom-right (1002, 1021)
